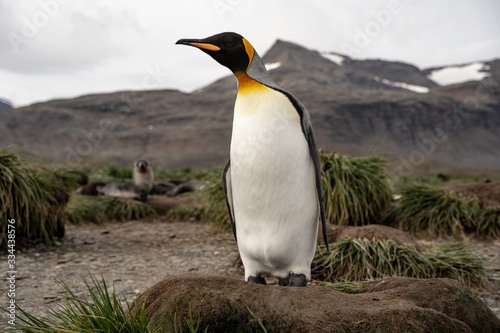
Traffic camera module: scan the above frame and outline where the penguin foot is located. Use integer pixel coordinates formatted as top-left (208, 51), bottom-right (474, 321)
top-left (277, 277), bottom-right (289, 286)
top-left (248, 276), bottom-right (267, 285)
top-left (288, 274), bottom-right (307, 287)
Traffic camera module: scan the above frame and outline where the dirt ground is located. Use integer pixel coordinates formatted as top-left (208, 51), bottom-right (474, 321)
top-left (445, 181), bottom-right (500, 207)
top-left (1, 218), bottom-right (240, 322)
top-left (1, 218), bottom-right (499, 327)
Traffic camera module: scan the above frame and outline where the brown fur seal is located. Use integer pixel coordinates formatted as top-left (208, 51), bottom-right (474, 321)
top-left (77, 181), bottom-right (109, 196)
top-left (150, 180), bottom-right (202, 197)
top-left (97, 160), bottom-right (154, 203)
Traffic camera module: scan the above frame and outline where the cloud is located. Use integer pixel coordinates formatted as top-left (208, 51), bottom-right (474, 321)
top-left (0, 0), bottom-right (142, 74)
top-left (334, 0), bottom-right (500, 68)
top-left (0, 0), bottom-right (499, 107)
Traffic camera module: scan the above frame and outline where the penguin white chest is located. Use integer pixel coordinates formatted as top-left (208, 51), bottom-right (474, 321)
top-left (232, 88), bottom-right (306, 168)
top-left (230, 86), bottom-right (318, 279)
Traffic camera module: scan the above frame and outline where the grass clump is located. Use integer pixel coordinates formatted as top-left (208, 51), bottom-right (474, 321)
top-left (63, 194), bottom-right (108, 224)
top-left (106, 198), bottom-right (156, 221)
top-left (312, 238), bottom-right (486, 288)
top-left (478, 207), bottom-right (500, 239)
top-left (162, 166), bottom-right (231, 230)
top-left (154, 166), bottom-right (218, 182)
top-left (63, 195), bottom-right (156, 224)
top-left (107, 165), bottom-right (133, 180)
top-left (0, 150), bottom-right (75, 247)
top-left (395, 183), bottom-right (482, 238)
top-left (313, 239), bottom-right (431, 282)
top-left (15, 275), bottom-right (152, 332)
top-left (200, 167), bottom-right (231, 231)
top-left (426, 242), bottom-right (486, 287)
top-left (1, 275), bottom-right (190, 333)
top-left (321, 152), bottom-right (392, 226)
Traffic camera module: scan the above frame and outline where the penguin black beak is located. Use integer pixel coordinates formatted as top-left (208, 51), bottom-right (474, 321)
top-left (176, 38), bottom-right (221, 51)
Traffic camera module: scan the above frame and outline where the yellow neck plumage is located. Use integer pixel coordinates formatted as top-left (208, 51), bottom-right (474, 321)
top-left (236, 38), bottom-right (267, 95)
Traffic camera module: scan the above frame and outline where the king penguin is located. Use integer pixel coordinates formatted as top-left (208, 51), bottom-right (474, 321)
top-left (176, 32), bottom-right (329, 287)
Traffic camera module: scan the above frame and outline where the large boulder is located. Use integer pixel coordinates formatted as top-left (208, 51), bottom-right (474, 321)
top-left (131, 274), bottom-right (499, 332)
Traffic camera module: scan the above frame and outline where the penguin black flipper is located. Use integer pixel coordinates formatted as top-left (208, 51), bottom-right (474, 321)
top-left (303, 116), bottom-right (330, 253)
top-left (222, 159), bottom-right (237, 240)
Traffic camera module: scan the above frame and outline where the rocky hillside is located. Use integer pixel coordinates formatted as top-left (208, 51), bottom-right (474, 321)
top-left (0, 41), bottom-right (499, 174)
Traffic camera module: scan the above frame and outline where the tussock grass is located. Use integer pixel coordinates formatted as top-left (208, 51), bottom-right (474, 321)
top-left (63, 195), bottom-right (156, 224)
top-left (312, 238), bottom-right (486, 288)
top-left (107, 165), bottom-right (133, 180)
top-left (200, 167), bottom-right (231, 231)
top-left (313, 239), bottom-right (432, 282)
top-left (478, 207), bottom-right (500, 239)
top-left (63, 195), bottom-right (108, 224)
top-left (0, 150), bottom-right (73, 247)
top-left (2, 275), bottom-right (161, 332)
top-left (426, 242), bottom-right (486, 287)
top-left (106, 198), bottom-right (156, 222)
top-left (157, 167), bottom-right (231, 230)
top-left (394, 183), bottom-right (497, 238)
top-left (162, 166), bottom-right (231, 230)
top-left (154, 166), bottom-right (217, 182)
top-left (321, 152), bottom-right (392, 226)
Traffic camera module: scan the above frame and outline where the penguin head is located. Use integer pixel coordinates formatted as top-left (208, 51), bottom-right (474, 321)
top-left (176, 32), bottom-right (254, 76)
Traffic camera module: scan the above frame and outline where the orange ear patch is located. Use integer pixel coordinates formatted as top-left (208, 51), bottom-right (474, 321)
top-left (242, 38), bottom-right (255, 72)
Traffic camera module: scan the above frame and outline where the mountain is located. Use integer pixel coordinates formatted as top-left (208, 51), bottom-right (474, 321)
top-left (0, 40), bottom-right (499, 174)
top-left (0, 98), bottom-right (13, 110)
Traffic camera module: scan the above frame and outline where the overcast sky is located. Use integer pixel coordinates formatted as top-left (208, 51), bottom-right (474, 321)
top-left (1, 0), bottom-right (499, 107)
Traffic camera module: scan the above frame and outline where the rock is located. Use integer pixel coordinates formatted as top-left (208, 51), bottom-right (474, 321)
top-left (319, 224), bottom-right (424, 251)
top-left (131, 274), bottom-right (500, 333)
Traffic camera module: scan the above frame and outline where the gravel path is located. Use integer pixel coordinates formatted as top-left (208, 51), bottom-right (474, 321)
top-left (1, 219), bottom-right (499, 327)
top-left (1, 219), bottom-right (240, 322)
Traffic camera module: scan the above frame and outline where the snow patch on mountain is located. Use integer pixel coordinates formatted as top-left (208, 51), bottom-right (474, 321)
top-left (320, 52), bottom-right (345, 66)
top-left (265, 62), bottom-right (281, 71)
top-left (374, 77), bottom-right (429, 93)
top-left (428, 62), bottom-right (491, 86)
